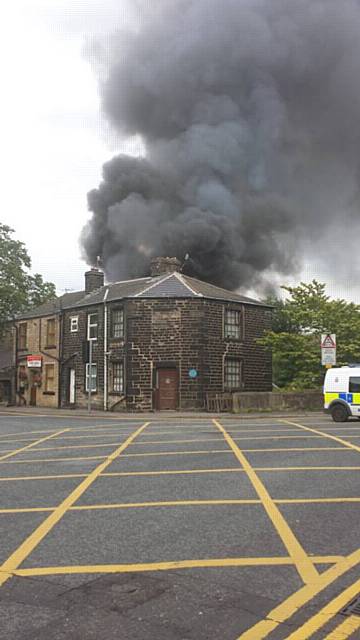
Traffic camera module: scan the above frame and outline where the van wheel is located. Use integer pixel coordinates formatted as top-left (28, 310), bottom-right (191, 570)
top-left (331, 404), bottom-right (349, 422)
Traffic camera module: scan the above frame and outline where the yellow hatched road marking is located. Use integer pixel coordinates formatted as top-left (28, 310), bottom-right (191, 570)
top-left (29, 442), bottom-right (125, 452)
top-left (14, 555), bottom-right (344, 577)
top-left (285, 577), bottom-right (360, 639)
top-left (0, 429), bottom-right (70, 462)
top-left (0, 474), bottom-right (88, 482)
top-left (213, 419), bottom-right (318, 585)
top-left (0, 421), bottom-right (150, 588)
top-left (323, 615), bottom-right (360, 639)
top-left (237, 549), bottom-right (360, 639)
top-left (280, 420), bottom-right (360, 453)
top-left (1, 497), bottom-right (360, 512)
top-left (0, 455), bottom-right (106, 465)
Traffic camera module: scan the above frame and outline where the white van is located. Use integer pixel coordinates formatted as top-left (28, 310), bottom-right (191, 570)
top-left (324, 366), bottom-right (360, 422)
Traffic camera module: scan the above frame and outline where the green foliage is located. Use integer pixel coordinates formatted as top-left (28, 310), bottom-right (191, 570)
top-left (260, 280), bottom-right (360, 390)
top-left (0, 224), bottom-right (56, 330)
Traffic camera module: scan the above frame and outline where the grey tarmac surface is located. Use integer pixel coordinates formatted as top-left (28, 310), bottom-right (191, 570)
top-left (0, 410), bottom-right (359, 639)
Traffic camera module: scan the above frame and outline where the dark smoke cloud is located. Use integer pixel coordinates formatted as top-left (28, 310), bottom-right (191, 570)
top-left (82, 0), bottom-right (360, 290)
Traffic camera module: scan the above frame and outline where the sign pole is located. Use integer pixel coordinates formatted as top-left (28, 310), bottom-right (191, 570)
top-left (88, 339), bottom-right (92, 414)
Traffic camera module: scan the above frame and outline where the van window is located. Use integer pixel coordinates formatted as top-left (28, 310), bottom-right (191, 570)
top-left (349, 377), bottom-right (360, 392)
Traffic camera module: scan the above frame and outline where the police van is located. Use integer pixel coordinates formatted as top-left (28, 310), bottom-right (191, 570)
top-left (324, 366), bottom-right (360, 422)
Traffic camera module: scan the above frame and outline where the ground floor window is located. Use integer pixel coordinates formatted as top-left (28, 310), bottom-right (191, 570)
top-left (224, 358), bottom-right (242, 390)
top-left (85, 363), bottom-right (97, 392)
top-left (44, 364), bottom-right (55, 393)
top-left (111, 361), bottom-right (124, 394)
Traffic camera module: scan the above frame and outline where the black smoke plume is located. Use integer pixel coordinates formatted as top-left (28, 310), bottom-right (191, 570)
top-left (82, 0), bottom-right (360, 290)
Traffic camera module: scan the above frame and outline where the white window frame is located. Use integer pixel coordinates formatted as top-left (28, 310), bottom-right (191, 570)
top-left (224, 309), bottom-right (242, 340)
top-left (70, 316), bottom-right (79, 333)
top-left (111, 308), bottom-right (124, 339)
top-left (224, 358), bottom-right (242, 390)
top-left (87, 312), bottom-right (98, 341)
top-left (85, 363), bottom-right (97, 392)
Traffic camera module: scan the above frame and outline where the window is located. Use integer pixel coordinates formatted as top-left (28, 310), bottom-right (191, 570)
top-left (224, 358), bottom-right (242, 389)
top-left (18, 323), bottom-right (27, 349)
top-left (111, 309), bottom-right (124, 339)
top-left (85, 363), bottom-right (97, 392)
top-left (70, 316), bottom-right (78, 332)
top-left (46, 318), bottom-right (56, 347)
top-left (224, 309), bottom-right (242, 340)
top-left (349, 377), bottom-right (360, 393)
top-left (44, 364), bottom-right (55, 393)
top-left (111, 362), bottom-right (124, 394)
top-left (87, 312), bottom-right (98, 340)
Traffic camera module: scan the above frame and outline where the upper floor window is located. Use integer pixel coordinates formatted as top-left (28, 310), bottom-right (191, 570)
top-left (46, 318), bottom-right (56, 348)
top-left (224, 358), bottom-right (242, 390)
top-left (70, 316), bottom-right (78, 332)
top-left (224, 309), bottom-right (242, 340)
top-left (18, 323), bottom-right (27, 350)
top-left (111, 308), bottom-right (124, 339)
top-left (87, 312), bottom-right (98, 340)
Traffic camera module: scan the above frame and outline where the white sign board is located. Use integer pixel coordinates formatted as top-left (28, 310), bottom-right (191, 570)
top-left (321, 334), bottom-right (336, 366)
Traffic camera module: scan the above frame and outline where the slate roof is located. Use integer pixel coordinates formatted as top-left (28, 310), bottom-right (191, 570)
top-left (16, 290), bottom-right (86, 320)
top-left (15, 271), bottom-right (269, 319)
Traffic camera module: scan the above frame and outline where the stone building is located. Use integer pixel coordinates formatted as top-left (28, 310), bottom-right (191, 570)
top-left (14, 291), bottom-right (84, 408)
top-left (0, 326), bottom-right (15, 405)
top-left (60, 258), bottom-right (272, 412)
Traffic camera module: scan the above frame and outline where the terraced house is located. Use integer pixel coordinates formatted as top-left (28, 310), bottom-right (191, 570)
top-left (9, 258), bottom-right (271, 411)
top-left (59, 258), bottom-right (272, 412)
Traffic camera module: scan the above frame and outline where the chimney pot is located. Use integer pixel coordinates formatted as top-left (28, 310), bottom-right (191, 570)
top-left (85, 268), bottom-right (104, 293)
top-left (150, 257), bottom-right (181, 277)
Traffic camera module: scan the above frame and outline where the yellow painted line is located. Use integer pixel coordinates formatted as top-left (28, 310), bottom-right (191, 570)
top-left (14, 555), bottom-right (344, 578)
top-left (323, 615), bottom-right (360, 639)
top-left (111, 449), bottom-right (230, 458)
top-left (285, 577), bottom-right (360, 639)
top-left (0, 429), bottom-right (57, 438)
top-left (280, 420), bottom-right (360, 454)
top-left (276, 497), bottom-right (360, 504)
top-left (0, 474), bottom-right (88, 482)
top-left (48, 432), bottom-right (135, 442)
top-left (0, 429), bottom-right (70, 462)
top-left (130, 438), bottom-right (223, 445)
top-left (102, 468), bottom-right (244, 478)
top-left (71, 499), bottom-right (261, 510)
top-left (213, 419), bottom-right (318, 585)
top-left (242, 447), bottom-right (349, 453)
top-left (255, 466), bottom-right (360, 472)
top-left (30, 442), bottom-right (125, 452)
top-left (0, 421), bottom-right (150, 588)
top-left (0, 455), bottom-right (106, 465)
top-left (0, 507), bottom-right (54, 514)
top-left (236, 548), bottom-right (360, 639)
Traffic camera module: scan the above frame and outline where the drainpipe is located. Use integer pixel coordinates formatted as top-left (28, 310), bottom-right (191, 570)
top-left (103, 288), bottom-right (109, 411)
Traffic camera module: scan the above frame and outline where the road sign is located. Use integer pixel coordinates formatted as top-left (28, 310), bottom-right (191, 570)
top-left (27, 355), bottom-right (42, 368)
top-left (321, 334), bottom-right (336, 366)
top-left (321, 334), bottom-right (336, 348)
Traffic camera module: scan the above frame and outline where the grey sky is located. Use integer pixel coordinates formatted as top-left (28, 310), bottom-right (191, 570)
top-left (1, 1), bottom-right (359, 301)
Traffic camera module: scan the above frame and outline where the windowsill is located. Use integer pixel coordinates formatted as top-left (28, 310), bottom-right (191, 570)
top-left (109, 392), bottom-right (124, 396)
top-left (43, 391), bottom-right (55, 396)
top-left (224, 337), bottom-right (243, 342)
top-left (45, 345), bottom-right (56, 350)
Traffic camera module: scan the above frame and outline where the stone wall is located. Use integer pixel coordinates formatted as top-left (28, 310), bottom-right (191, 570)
top-left (232, 390), bottom-right (323, 412)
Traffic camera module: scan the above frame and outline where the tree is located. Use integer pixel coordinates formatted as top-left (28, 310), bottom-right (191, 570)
top-left (260, 281), bottom-right (360, 390)
top-left (0, 224), bottom-right (56, 330)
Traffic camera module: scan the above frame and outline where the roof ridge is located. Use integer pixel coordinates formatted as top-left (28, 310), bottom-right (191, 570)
top-left (174, 272), bottom-right (202, 297)
top-left (134, 272), bottom-right (175, 297)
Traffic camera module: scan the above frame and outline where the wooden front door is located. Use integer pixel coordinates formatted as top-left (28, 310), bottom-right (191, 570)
top-left (157, 369), bottom-right (179, 410)
top-left (30, 385), bottom-right (37, 406)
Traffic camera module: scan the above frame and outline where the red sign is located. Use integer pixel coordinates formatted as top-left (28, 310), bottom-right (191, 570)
top-left (321, 334), bottom-right (336, 348)
top-left (27, 355), bottom-right (42, 368)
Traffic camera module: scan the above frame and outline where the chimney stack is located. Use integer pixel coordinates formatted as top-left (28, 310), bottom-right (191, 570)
top-left (150, 257), bottom-right (181, 277)
top-left (85, 268), bottom-right (104, 293)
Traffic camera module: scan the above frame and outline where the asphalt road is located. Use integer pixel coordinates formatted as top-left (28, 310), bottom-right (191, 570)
top-left (0, 411), bottom-right (359, 639)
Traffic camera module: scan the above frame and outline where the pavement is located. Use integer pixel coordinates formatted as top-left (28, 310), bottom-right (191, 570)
top-left (0, 409), bottom-right (359, 639)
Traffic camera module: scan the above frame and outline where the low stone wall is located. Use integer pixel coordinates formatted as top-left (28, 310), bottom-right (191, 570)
top-left (233, 390), bottom-right (323, 413)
